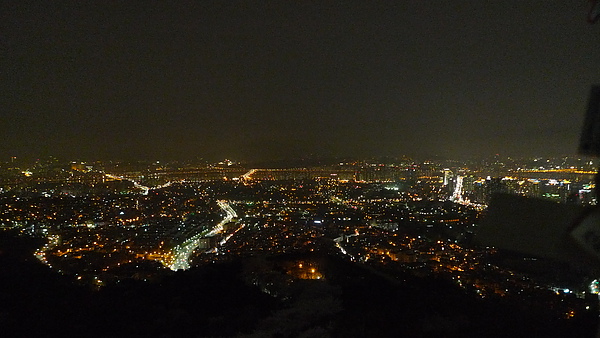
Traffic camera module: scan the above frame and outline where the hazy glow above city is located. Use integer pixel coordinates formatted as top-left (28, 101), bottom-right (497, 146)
top-left (2, 2), bottom-right (599, 161)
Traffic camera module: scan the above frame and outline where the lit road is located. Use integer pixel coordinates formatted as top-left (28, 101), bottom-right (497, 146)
top-left (34, 234), bottom-right (60, 268)
top-left (448, 175), bottom-right (487, 210)
top-left (333, 230), bottom-right (359, 261)
top-left (168, 200), bottom-right (237, 271)
top-left (241, 168), bottom-right (258, 179)
top-left (103, 173), bottom-right (177, 195)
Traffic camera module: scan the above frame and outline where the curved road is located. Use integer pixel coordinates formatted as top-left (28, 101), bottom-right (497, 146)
top-left (168, 200), bottom-right (237, 271)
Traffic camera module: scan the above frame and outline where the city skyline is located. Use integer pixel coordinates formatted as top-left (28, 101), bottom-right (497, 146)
top-left (3, 2), bottom-right (600, 161)
top-left (1, 127), bottom-right (598, 334)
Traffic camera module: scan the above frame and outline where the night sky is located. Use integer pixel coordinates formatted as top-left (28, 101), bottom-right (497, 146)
top-left (2, 1), bottom-right (599, 161)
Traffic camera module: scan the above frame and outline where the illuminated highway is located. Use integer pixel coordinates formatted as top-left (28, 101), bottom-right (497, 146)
top-left (451, 175), bottom-right (464, 203)
top-left (241, 168), bottom-right (258, 179)
top-left (34, 234), bottom-right (60, 268)
top-left (103, 173), bottom-right (177, 195)
top-left (168, 200), bottom-right (237, 271)
top-left (333, 230), bottom-right (359, 261)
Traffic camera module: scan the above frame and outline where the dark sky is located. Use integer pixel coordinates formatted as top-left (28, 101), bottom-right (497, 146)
top-left (2, 1), bottom-right (599, 161)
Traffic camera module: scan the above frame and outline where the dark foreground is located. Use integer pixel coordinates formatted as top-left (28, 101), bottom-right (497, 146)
top-left (0, 232), bottom-right (597, 338)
